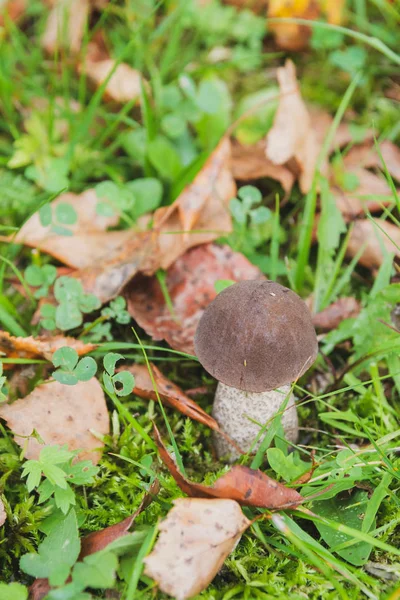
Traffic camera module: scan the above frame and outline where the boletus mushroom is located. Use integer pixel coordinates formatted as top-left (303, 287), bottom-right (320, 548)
top-left (194, 280), bottom-right (318, 461)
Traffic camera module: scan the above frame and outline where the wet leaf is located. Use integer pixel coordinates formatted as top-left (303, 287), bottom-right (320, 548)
top-left (0, 378), bottom-right (109, 464)
top-left (126, 243), bottom-right (263, 354)
top-left (154, 425), bottom-right (303, 509)
top-left (144, 497), bottom-right (251, 600)
top-left (312, 298), bottom-right (361, 331)
top-left (0, 331), bottom-right (95, 362)
top-left (121, 363), bottom-right (220, 431)
top-left (265, 60), bottom-right (320, 193)
top-left (346, 218), bottom-right (400, 269)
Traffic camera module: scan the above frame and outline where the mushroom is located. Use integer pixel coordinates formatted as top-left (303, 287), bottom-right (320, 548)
top-left (194, 280), bottom-right (318, 461)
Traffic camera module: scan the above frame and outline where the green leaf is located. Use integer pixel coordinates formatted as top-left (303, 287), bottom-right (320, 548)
top-left (230, 198), bottom-right (247, 224)
top-left (313, 491), bottom-right (374, 566)
top-left (238, 185), bottom-right (262, 208)
top-left (54, 485), bottom-right (76, 515)
top-left (78, 293), bottom-right (101, 314)
top-left (54, 277), bottom-right (83, 303)
top-left (74, 357), bottom-right (97, 381)
top-left (64, 460), bottom-right (99, 485)
top-left (55, 203), bottom-right (77, 226)
top-left (103, 352), bottom-right (124, 376)
top-left (0, 583), bottom-right (28, 600)
top-left (126, 178), bottom-right (163, 219)
top-left (72, 552), bottom-right (118, 589)
top-left (42, 463), bottom-right (68, 489)
top-left (330, 46), bottom-right (367, 76)
top-left (112, 371), bottom-right (135, 397)
top-left (53, 347), bottom-right (79, 371)
top-left (250, 206), bottom-right (271, 225)
top-left (56, 303), bottom-right (83, 331)
top-left (147, 136), bottom-right (182, 180)
top-left (25, 265), bottom-right (44, 286)
top-left (267, 448), bottom-right (310, 483)
top-left (52, 370), bottom-right (79, 385)
top-left (103, 372), bottom-right (115, 396)
top-left (22, 460), bottom-right (42, 491)
top-left (20, 509), bottom-right (80, 579)
top-left (214, 279), bottom-right (235, 294)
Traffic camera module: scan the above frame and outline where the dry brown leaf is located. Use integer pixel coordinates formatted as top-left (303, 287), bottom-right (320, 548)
top-left (231, 140), bottom-right (295, 192)
top-left (30, 480), bottom-right (160, 600)
top-left (266, 60), bottom-right (320, 193)
top-left (0, 0), bottom-right (25, 24)
top-left (122, 363), bottom-right (220, 431)
top-left (0, 378), bottom-right (109, 463)
top-left (312, 297), bottom-right (361, 331)
top-left (126, 243), bottom-right (263, 354)
top-left (79, 35), bottom-right (142, 103)
top-left (74, 139), bottom-right (235, 303)
top-left (0, 498), bottom-right (5, 527)
top-left (343, 140), bottom-right (400, 182)
top-left (332, 168), bottom-right (396, 219)
top-left (155, 425), bottom-right (303, 509)
top-left (0, 331), bottom-right (95, 362)
top-left (346, 218), bottom-right (400, 269)
top-left (42, 0), bottom-right (90, 54)
top-left (144, 497), bottom-right (251, 600)
top-left (268, 0), bottom-right (346, 51)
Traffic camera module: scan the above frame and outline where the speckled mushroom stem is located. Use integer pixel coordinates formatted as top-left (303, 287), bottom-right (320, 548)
top-left (212, 382), bottom-right (298, 462)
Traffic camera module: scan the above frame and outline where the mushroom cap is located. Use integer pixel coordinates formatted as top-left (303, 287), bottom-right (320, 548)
top-left (194, 280), bottom-right (318, 392)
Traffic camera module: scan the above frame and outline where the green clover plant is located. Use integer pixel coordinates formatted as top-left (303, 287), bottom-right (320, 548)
top-left (52, 347), bottom-right (97, 385)
top-left (103, 353), bottom-right (135, 397)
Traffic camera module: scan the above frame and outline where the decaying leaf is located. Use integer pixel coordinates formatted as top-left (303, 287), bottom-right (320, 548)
top-left (79, 34), bottom-right (142, 103)
top-left (144, 497), bottom-right (251, 600)
top-left (30, 480), bottom-right (160, 600)
top-left (75, 138), bottom-right (235, 303)
top-left (343, 139), bottom-right (400, 183)
top-left (231, 140), bottom-right (295, 192)
top-left (0, 498), bottom-right (6, 527)
top-left (122, 363), bottom-right (220, 431)
top-left (266, 60), bottom-right (320, 193)
top-left (312, 298), bottom-right (361, 331)
top-left (0, 331), bottom-right (95, 362)
top-left (42, 0), bottom-right (90, 55)
top-left (268, 0), bottom-right (346, 51)
top-left (0, 378), bottom-right (109, 463)
top-left (80, 479), bottom-right (160, 557)
top-left (332, 168), bottom-right (395, 219)
top-left (155, 426), bottom-right (303, 509)
top-left (346, 218), bottom-right (400, 269)
top-left (0, 0), bottom-right (25, 24)
top-left (126, 243), bottom-right (263, 354)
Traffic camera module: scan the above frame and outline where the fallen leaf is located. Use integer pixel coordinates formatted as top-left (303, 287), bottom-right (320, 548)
top-left (75, 139), bottom-right (235, 303)
top-left (0, 0), bottom-right (25, 25)
top-left (266, 60), bottom-right (320, 193)
top-left (125, 243), bottom-right (263, 354)
top-left (268, 0), bottom-right (346, 51)
top-left (80, 479), bottom-right (160, 557)
top-left (79, 34), bottom-right (142, 103)
top-left (343, 139), bottom-right (400, 182)
top-left (231, 140), bottom-right (295, 192)
top-left (312, 298), bottom-right (361, 331)
top-left (0, 498), bottom-right (5, 526)
top-left (30, 480), bottom-right (159, 600)
top-left (0, 378), bottom-right (109, 463)
top-left (346, 218), bottom-right (400, 269)
top-left (0, 331), bottom-right (95, 362)
top-left (42, 0), bottom-right (90, 55)
top-left (144, 497), bottom-right (251, 600)
top-left (122, 363), bottom-right (220, 431)
top-left (155, 426), bottom-right (303, 509)
top-left (332, 168), bottom-right (395, 218)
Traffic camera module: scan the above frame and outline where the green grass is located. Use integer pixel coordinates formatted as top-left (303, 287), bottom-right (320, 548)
top-left (1, 0), bottom-right (400, 598)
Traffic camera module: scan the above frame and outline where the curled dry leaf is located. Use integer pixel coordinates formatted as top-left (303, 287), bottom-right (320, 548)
top-left (0, 378), bottom-right (109, 464)
top-left (332, 168), bottom-right (395, 219)
top-left (74, 138), bottom-right (235, 303)
top-left (268, 0), bottom-right (345, 51)
top-left (343, 139), bottom-right (400, 183)
top-left (155, 425), bottom-right (303, 510)
top-left (231, 140), bottom-right (295, 193)
top-left (266, 60), bottom-right (320, 193)
top-left (30, 480), bottom-right (160, 600)
top-left (42, 0), bottom-right (91, 55)
top-left (346, 218), bottom-right (400, 269)
top-left (126, 243), bottom-right (263, 354)
top-left (0, 498), bottom-right (6, 527)
top-left (0, 330), bottom-right (95, 362)
top-left (122, 363), bottom-right (220, 431)
top-left (79, 34), bottom-right (142, 103)
top-left (312, 297), bottom-right (361, 331)
top-left (144, 497), bottom-right (251, 600)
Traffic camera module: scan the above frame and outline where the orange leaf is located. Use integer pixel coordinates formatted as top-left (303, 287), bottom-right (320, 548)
top-left (0, 331), bottom-right (95, 362)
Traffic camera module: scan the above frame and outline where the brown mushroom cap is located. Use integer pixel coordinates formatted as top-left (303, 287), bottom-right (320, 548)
top-left (194, 280), bottom-right (318, 392)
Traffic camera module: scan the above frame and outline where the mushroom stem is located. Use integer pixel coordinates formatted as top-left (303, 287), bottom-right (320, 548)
top-left (212, 383), bottom-right (298, 462)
